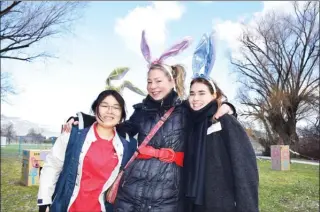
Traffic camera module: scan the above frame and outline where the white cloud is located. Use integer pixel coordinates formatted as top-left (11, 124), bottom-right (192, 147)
top-left (114, 1), bottom-right (185, 57)
top-left (213, 19), bottom-right (243, 58)
top-left (212, 1), bottom-right (305, 60)
top-left (261, 1), bottom-right (294, 15)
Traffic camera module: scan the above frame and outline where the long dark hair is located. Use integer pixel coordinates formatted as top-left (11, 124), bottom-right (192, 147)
top-left (91, 90), bottom-right (127, 123)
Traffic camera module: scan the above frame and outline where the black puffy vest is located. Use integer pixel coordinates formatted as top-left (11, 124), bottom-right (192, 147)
top-left (114, 90), bottom-right (189, 212)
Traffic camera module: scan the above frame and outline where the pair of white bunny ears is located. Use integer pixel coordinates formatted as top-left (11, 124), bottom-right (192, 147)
top-left (192, 31), bottom-right (217, 93)
top-left (140, 30), bottom-right (192, 78)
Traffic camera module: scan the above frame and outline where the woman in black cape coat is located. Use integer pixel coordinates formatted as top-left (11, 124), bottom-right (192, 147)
top-left (184, 77), bottom-right (259, 212)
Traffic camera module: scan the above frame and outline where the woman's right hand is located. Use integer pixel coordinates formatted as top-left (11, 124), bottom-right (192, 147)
top-left (62, 118), bottom-right (79, 133)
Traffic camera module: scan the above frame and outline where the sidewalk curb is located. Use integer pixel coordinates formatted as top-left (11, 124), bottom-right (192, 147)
top-left (256, 156), bottom-right (319, 166)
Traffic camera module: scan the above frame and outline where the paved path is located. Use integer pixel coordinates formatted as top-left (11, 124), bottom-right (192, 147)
top-left (257, 156), bottom-right (319, 166)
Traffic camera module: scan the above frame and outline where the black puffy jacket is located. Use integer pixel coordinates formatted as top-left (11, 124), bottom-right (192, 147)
top-left (114, 90), bottom-right (189, 212)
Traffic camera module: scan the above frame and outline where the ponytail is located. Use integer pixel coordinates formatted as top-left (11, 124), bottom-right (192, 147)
top-left (171, 64), bottom-right (186, 98)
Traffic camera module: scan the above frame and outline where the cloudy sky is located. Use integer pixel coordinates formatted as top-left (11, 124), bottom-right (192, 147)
top-left (1, 1), bottom-right (295, 134)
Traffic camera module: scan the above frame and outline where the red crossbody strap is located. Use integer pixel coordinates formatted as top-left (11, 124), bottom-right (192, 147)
top-left (123, 106), bottom-right (175, 169)
top-left (106, 107), bottom-right (175, 204)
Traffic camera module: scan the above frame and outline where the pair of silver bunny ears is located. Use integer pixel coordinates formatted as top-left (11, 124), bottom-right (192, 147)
top-left (192, 31), bottom-right (217, 93)
top-left (140, 30), bottom-right (192, 78)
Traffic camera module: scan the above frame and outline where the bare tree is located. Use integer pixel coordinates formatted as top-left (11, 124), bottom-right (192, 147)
top-left (0, 1), bottom-right (85, 101)
top-left (0, 1), bottom-right (85, 61)
top-left (27, 127), bottom-right (45, 144)
top-left (1, 123), bottom-right (16, 144)
top-left (297, 117), bottom-right (320, 159)
top-left (232, 1), bottom-right (319, 148)
top-left (1, 72), bottom-right (17, 103)
top-left (27, 128), bottom-right (37, 136)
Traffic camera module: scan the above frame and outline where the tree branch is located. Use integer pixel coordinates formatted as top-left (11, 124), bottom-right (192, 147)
top-left (0, 1), bottom-right (21, 17)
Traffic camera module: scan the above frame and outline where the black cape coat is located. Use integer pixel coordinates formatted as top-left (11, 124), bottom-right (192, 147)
top-left (185, 101), bottom-right (259, 212)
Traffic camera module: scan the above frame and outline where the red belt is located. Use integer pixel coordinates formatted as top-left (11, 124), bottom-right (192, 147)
top-left (137, 146), bottom-right (184, 167)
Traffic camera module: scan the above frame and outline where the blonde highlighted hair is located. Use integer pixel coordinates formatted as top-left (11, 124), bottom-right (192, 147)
top-left (149, 64), bottom-right (186, 98)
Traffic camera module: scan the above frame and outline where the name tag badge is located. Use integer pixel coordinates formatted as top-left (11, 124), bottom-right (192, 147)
top-left (207, 122), bottom-right (222, 135)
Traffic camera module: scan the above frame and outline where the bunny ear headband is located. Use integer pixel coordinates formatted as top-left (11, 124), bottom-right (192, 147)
top-left (140, 30), bottom-right (192, 79)
top-left (191, 31), bottom-right (217, 93)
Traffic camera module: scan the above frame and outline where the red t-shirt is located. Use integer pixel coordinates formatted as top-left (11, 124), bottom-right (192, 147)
top-left (69, 124), bottom-right (119, 212)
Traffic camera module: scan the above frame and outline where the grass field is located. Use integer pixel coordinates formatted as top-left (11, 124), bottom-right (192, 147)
top-left (1, 146), bottom-right (319, 212)
top-left (258, 160), bottom-right (319, 212)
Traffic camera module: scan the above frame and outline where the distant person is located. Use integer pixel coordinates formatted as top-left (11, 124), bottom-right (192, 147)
top-left (37, 90), bottom-right (137, 212)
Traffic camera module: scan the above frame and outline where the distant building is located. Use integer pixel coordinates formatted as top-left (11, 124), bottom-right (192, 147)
top-left (1, 137), bottom-right (7, 146)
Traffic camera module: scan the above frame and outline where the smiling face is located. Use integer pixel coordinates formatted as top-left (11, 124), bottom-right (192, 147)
top-left (95, 95), bottom-right (122, 128)
top-left (189, 81), bottom-right (216, 111)
top-left (147, 67), bottom-right (175, 101)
